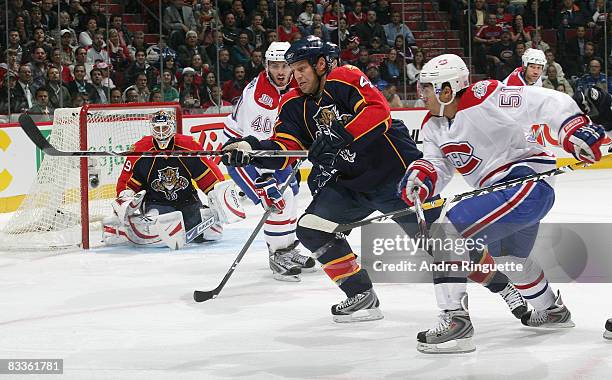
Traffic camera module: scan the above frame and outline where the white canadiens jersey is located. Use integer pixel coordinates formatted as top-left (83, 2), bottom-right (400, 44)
top-left (503, 66), bottom-right (543, 87)
top-left (421, 80), bottom-right (583, 192)
top-left (224, 71), bottom-right (287, 141)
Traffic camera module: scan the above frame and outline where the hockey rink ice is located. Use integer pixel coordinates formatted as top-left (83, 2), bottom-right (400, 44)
top-left (1, 169), bottom-right (612, 379)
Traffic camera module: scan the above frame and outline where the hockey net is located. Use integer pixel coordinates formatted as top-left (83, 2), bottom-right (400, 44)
top-left (0, 102), bottom-right (182, 250)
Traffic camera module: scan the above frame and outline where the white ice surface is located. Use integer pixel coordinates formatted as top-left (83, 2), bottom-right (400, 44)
top-left (1, 170), bottom-right (612, 380)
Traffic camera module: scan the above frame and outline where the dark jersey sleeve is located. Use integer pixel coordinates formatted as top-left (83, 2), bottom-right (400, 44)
top-left (324, 65), bottom-right (391, 146)
top-left (116, 137), bottom-right (154, 195)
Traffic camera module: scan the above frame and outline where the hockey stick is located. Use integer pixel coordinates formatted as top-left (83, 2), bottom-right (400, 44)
top-left (300, 154), bottom-right (612, 234)
top-left (185, 214), bottom-right (216, 243)
top-left (193, 160), bottom-right (303, 302)
top-left (18, 113), bottom-right (308, 158)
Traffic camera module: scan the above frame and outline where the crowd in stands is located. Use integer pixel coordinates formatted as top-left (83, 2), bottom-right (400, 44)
top-left (0, 0), bottom-right (610, 118)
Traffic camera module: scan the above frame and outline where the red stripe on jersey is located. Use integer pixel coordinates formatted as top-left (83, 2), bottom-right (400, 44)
top-left (457, 80), bottom-right (500, 112)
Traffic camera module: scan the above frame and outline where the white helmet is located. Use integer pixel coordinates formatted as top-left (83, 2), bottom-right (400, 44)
top-left (522, 48), bottom-right (546, 67)
top-left (265, 42), bottom-right (291, 63)
top-left (419, 54), bottom-right (470, 116)
top-left (150, 110), bottom-right (176, 149)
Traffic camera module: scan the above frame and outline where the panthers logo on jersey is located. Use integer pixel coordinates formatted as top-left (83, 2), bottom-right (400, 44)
top-left (313, 105), bottom-right (352, 130)
top-left (151, 166), bottom-right (189, 201)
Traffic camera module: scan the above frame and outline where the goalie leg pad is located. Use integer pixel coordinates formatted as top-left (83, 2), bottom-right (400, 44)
top-left (111, 190), bottom-right (146, 223)
top-left (200, 208), bottom-right (224, 241)
top-left (208, 180), bottom-right (246, 224)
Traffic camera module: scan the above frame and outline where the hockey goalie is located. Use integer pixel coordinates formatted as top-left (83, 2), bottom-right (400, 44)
top-left (102, 111), bottom-right (245, 249)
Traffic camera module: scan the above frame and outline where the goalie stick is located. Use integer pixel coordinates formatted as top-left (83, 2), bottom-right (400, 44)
top-left (300, 153), bottom-right (612, 234)
top-left (193, 160), bottom-right (303, 302)
top-left (18, 113), bottom-right (308, 158)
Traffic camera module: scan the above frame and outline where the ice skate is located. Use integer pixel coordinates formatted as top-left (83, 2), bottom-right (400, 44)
top-left (499, 282), bottom-right (528, 319)
top-left (331, 288), bottom-right (383, 323)
top-left (521, 291), bottom-right (575, 328)
top-left (269, 249), bottom-right (301, 282)
top-left (280, 240), bottom-right (316, 272)
top-left (604, 318), bottom-right (612, 340)
top-left (417, 294), bottom-right (476, 354)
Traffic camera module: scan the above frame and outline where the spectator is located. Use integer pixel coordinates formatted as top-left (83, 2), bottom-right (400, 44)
top-left (576, 58), bottom-right (612, 92)
top-left (275, 0), bottom-right (297, 25)
top-left (88, 68), bottom-right (110, 104)
top-left (24, 27), bottom-right (53, 62)
top-left (354, 10), bottom-right (387, 49)
top-left (67, 0), bottom-right (86, 32)
top-left (309, 14), bottom-right (331, 42)
top-left (163, 0), bottom-right (197, 48)
top-left (381, 48), bottom-right (403, 86)
top-left (383, 11), bottom-right (416, 47)
top-left (467, 0), bottom-right (488, 28)
top-left (107, 28), bottom-right (130, 72)
top-left (221, 13), bottom-right (241, 46)
top-left (529, 30), bottom-right (550, 52)
top-left (323, 1), bottom-right (344, 31)
top-left (393, 35), bottom-right (413, 62)
top-left (28, 87), bottom-right (54, 121)
top-left (231, 32), bottom-right (253, 65)
top-left (201, 71), bottom-right (217, 102)
top-left (29, 7), bottom-right (47, 35)
top-left (374, 0), bottom-right (392, 25)
top-left (78, 17), bottom-right (98, 48)
top-left (0, 74), bottom-right (18, 116)
top-left (109, 87), bottom-right (123, 103)
top-left (149, 90), bottom-right (163, 102)
top-left (230, 0), bottom-right (248, 29)
top-left (340, 35), bottom-right (361, 64)
top-left (278, 15), bottom-right (301, 42)
top-left (125, 50), bottom-right (154, 88)
top-left (510, 14), bottom-right (533, 44)
top-left (14, 65), bottom-right (35, 113)
top-left (81, 1), bottom-right (107, 31)
top-left (222, 64), bottom-right (247, 104)
top-left (370, 36), bottom-right (388, 54)
top-left (217, 48), bottom-right (235, 83)
top-left (565, 26), bottom-right (591, 72)
top-left (557, 0), bottom-right (588, 30)
top-left (130, 72), bottom-right (151, 102)
top-left (195, 0), bottom-right (220, 34)
top-left (330, 18), bottom-right (351, 48)
top-left (128, 32), bottom-right (149, 61)
top-left (110, 15), bottom-right (133, 49)
top-left (202, 84), bottom-right (232, 113)
top-left (66, 64), bottom-right (94, 98)
top-left (49, 48), bottom-right (64, 73)
top-left (488, 30), bottom-right (516, 67)
top-left (123, 88), bottom-right (138, 103)
top-left (298, 1), bottom-right (316, 33)
top-left (153, 69), bottom-right (180, 102)
top-left (245, 49), bottom-right (264, 82)
top-left (381, 83), bottom-right (402, 108)
top-left (40, 0), bottom-right (58, 31)
top-left (245, 13), bottom-right (266, 50)
top-left (523, 0), bottom-right (550, 28)
top-left (251, 0), bottom-right (274, 30)
top-left (588, 0), bottom-right (608, 28)
top-left (507, 0), bottom-right (527, 16)
top-left (86, 32), bottom-right (110, 65)
top-left (96, 62), bottom-right (116, 89)
top-left (178, 30), bottom-right (210, 68)
top-left (46, 67), bottom-right (71, 109)
top-left (346, 0), bottom-right (366, 26)
top-left (56, 12), bottom-right (77, 46)
top-left (191, 54), bottom-right (207, 88)
top-left (71, 47), bottom-right (91, 82)
top-left (406, 48), bottom-right (424, 86)
top-left (542, 65), bottom-right (573, 95)
top-left (494, 1), bottom-right (513, 28)
top-left (7, 0), bottom-right (31, 30)
top-left (29, 47), bottom-right (48, 90)
top-left (262, 30), bottom-right (279, 52)
top-left (4, 49), bottom-right (21, 79)
top-left (576, 41), bottom-right (599, 76)
top-left (474, 13), bottom-right (504, 72)
top-left (59, 30), bottom-right (76, 67)
top-left (179, 67), bottom-right (201, 111)
top-left (365, 62), bottom-right (388, 90)
top-left (6, 30), bottom-right (24, 65)
top-left (543, 49), bottom-right (565, 79)
top-left (163, 55), bottom-right (180, 81)
top-left (355, 47), bottom-right (371, 73)
top-left (14, 15), bottom-right (30, 46)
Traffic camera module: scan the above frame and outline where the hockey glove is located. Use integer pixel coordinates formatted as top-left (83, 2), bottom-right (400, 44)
top-left (398, 159), bottom-right (437, 207)
top-left (221, 135), bottom-right (262, 167)
top-left (254, 174), bottom-right (285, 213)
top-left (309, 120), bottom-right (354, 167)
top-left (559, 115), bottom-right (605, 164)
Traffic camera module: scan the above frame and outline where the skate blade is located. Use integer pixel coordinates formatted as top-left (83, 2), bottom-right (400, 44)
top-left (300, 266), bottom-right (318, 273)
top-left (525, 320), bottom-right (576, 329)
top-left (417, 337), bottom-right (476, 354)
top-left (333, 308), bottom-right (384, 323)
top-left (272, 273), bottom-right (301, 282)
top-left (604, 331), bottom-right (612, 340)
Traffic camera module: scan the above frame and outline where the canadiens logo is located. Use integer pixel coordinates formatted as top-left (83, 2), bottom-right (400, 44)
top-left (258, 93), bottom-right (273, 107)
top-left (472, 80), bottom-right (491, 99)
top-left (440, 142), bottom-right (482, 175)
top-left (151, 166), bottom-right (189, 201)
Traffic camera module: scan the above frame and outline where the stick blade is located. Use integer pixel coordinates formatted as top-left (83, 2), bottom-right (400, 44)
top-left (193, 290), bottom-right (217, 302)
top-left (18, 112), bottom-right (63, 156)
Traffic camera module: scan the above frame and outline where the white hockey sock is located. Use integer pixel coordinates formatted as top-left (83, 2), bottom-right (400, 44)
top-left (498, 256), bottom-right (555, 310)
top-left (264, 187), bottom-right (298, 252)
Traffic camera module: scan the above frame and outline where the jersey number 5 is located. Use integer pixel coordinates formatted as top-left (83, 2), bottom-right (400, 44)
top-left (251, 115), bottom-right (272, 133)
top-left (499, 89), bottom-right (522, 108)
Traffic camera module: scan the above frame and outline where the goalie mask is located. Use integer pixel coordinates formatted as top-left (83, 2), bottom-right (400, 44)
top-left (150, 111), bottom-right (176, 149)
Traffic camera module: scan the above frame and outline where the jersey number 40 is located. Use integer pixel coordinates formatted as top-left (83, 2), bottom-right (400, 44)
top-left (251, 115), bottom-right (273, 133)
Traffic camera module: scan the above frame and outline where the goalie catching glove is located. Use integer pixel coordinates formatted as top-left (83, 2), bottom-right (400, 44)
top-left (559, 114), bottom-right (606, 164)
top-left (254, 174), bottom-right (285, 213)
top-left (398, 159), bottom-right (437, 207)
